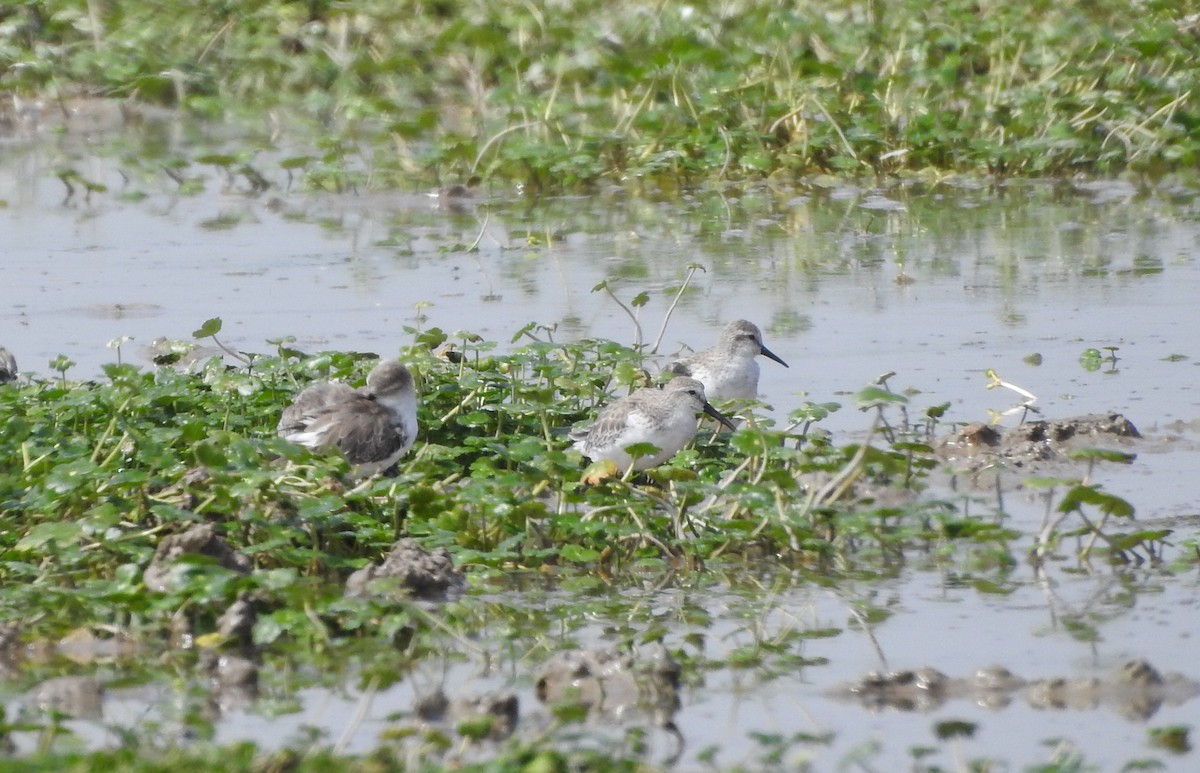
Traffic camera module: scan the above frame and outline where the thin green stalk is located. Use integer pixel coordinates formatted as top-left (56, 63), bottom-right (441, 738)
top-left (650, 264), bottom-right (704, 354)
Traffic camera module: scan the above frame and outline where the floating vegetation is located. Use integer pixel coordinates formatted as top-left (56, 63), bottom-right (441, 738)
top-left (4, 2), bottom-right (1200, 189)
top-left (0, 322), bottom-right (1160, 592)
top-left (0, 321), bottom-right (1190, 769)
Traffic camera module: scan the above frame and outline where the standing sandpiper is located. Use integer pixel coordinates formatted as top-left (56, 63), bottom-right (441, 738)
top-left (666, 320), bottom-right (788, 401)
top-left (0, 347), bottom-right (15, 384)
top-left (278, 359), bottom-right (418, 477)
top-left (570, 376), bottom-right (736, 472)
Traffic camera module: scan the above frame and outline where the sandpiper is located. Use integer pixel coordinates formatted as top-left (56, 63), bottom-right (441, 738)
top-left (278, 360), bottom-right (418, 477)
top-left (0, 347), bottom-right (16, 384)
top-left (570, 376), bottom-right (737, 472)
top-left (666, 320), bottom-right (788, 401)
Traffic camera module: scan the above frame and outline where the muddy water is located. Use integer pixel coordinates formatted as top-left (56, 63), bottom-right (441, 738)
top-left (5, 119), bottom-right (1200, 768)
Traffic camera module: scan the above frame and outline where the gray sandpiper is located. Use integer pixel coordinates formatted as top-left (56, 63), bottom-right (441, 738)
top-left (666, 319), bottom-right (788, 402)
top-left (570, 376), bottom-right (736, 472)
top-left (278, 359), bottom-right (418, 477)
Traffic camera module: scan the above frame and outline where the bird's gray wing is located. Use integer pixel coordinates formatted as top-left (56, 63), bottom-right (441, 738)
top-left (573, 392), bottom-right (649, 451)
top-left (314, 399), bottom-right (410, 464)
top-left (278, 382), bottom-right (359, 436)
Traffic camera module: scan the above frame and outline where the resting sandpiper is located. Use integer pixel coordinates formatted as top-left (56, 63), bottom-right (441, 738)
top-left (666, 320), bottom-right (788, 401)
top-left (570, 376), bottom-right (736, 472)
top-left (278, 360), bottom-right (418, 477)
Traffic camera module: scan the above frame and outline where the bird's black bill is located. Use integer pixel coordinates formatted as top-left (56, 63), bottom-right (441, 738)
top-left (703, 403), bottom-right (738, 432)
top-left (761, 345), bottom-right (789, 368)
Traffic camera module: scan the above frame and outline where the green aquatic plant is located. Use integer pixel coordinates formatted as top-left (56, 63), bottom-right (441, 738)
top-left (6, 0), bottom-right (1200, 189)
top-left (1148, 725), bottom-right (1191, 754)
top-left (192, 317), bottom-right (252, 366)
top-left (2, 323), bottom-right (991, 629)
top-left (1025, 470), bottom-right (1169, 566)
top-left (55, 168), bottom-right (107, 204)
top-left (0, 319), bottom-right (1176, 770)
top-left (1077, 347), bottom-right (1123, 373)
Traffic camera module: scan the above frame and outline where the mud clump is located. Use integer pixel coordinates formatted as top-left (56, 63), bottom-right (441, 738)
top-left (535, 644), bottom-right (681, 728)
top-left (402, 645), bottom-right (682, 752)
top-left (54, 627), bottom-right (141, 665)
top-left (845, 667), bottom-right (958, 712)
top-left (25, 675), bottom-right (105, 719)
top-left (1024, 659), bottom-right (1193, 721)
top-left (344, 539), bottom-right (466, 601)
top-left (414, 689), bottom-right (451, 721)
top-left (447, 692), bottom-right (520, 740)
top-left (216, 592), bottom-right (263, 651)
top-left (831, 659), bottom-right (1198, 720)
top-left (0, 625), bottom-right (140, 675)
top-left (197, 593), bottom-right (263, 714)
top-left (938, 413), bottom-right (1140, 476)
top-left (200, 650), bottom-right (259, 712)
top-left (0, 623), bottom-right (23, 678)
top-left (408, 688), bottom-right (518, 742)
top-left (142, 523), bottom-right (252, 593)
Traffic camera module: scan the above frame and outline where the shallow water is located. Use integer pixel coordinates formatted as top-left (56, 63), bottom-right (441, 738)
top-left (5, 117), bottom-right (1200, 768)
top-left (9, 568), bottom-right (1196, 769)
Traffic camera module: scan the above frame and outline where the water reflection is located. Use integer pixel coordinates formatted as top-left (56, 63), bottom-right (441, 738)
top-left (5, 566), bottom-right (1197, 768)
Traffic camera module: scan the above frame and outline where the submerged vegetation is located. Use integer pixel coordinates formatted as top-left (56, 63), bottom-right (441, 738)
top-left (3, 0), bottom-right (1200, 189)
